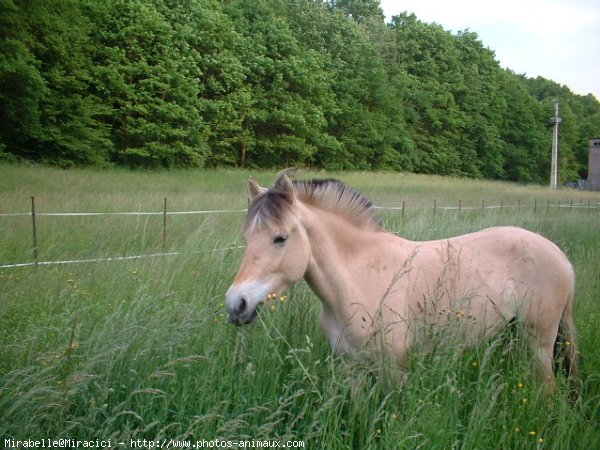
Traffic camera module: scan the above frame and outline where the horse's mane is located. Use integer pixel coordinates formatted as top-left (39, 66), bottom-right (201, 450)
top-left (244, 178), bottom-right (383, 232)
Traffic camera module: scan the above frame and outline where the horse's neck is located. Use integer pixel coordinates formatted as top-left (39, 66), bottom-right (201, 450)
top-left (300, 202), bottom-right (390, 315)
top-left (299, 202), bottom-right (418, 352)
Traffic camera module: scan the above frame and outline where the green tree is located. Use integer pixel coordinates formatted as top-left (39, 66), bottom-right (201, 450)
top-left (157, 0), bottom-right (252, 167)
top-left (452, 31), bottom-right (506, 179)
top-left (223, 0), bottom-right (335, 168)
top-left (328, 0), bottom-right (385, 22)
top-left (1, 0), bottom-right (111, 166)
top-left (0, 0), bottom-right (598, 179)
top-left (84, 0), bottom-right (209, 168)
top-left (0, 0), bottom-right (44, 160)
top-left (390, 13), bottom-right (468, 176)
top-left (497, 72), bottom-right (548, 183)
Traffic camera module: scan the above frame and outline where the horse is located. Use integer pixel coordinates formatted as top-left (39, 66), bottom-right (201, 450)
top-left (225, 172), bottom-right (579, 393)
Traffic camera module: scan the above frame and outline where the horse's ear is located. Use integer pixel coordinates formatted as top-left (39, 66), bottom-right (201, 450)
top-left (248, 177), bottom-right (266, 200)
top-left (274, 172), bottom-right (294, 199)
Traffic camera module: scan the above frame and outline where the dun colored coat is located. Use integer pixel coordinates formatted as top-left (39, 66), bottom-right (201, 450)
top-left (225, 173), bottom-right (578, 393)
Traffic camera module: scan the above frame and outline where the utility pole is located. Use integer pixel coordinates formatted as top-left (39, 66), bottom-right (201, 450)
top-left (550, 101), bottom-right (561, 189)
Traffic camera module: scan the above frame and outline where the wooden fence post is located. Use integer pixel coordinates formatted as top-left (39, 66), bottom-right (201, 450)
top-left (162, 197), bottom-right (167, 251)
top-left (31, 196), bottom-right (38, 266)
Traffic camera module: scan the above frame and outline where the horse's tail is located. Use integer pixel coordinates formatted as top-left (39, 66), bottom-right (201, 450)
top-left (555, 267), bottom-right (580, 396)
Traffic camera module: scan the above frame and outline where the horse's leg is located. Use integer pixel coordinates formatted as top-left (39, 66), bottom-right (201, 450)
top-left (556, 294), bottom-right (580, 397)
top-left (559, 295), bottom-right (579, 378)
top-left (524, 313), bottom-right (559, 394)
top-left (528, 334), bottom-right (557, 395)
top-left (527, 286), bottom-right (579, 398)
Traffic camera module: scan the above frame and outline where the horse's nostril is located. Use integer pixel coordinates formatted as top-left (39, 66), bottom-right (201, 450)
top-left (237, 297), bottom-right (247, 314)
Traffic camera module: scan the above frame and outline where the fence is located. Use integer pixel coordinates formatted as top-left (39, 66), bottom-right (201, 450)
top-left (1, 196), bottom-right (599, 270)
top-left (375, 198), bottom-right (600, 219)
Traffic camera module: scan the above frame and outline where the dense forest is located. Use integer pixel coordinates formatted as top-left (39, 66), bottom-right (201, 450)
top-left (1, 0), bottom-right (599, 183)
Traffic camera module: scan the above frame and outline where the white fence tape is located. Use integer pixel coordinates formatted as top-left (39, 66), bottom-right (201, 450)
top-left (377, 203), bottom-right (600, 211)
top-left (0, 209), bottom-right (247, 218)
top-left (0, 246), bottom-right (247, 270)
top-left (2, 203), bottom-right (598, 218)
top-left (1, 200), bottom-right (598, 270)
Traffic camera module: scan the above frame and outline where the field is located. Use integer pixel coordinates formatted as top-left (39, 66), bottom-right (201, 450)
top-left (1, 164), bottom-right (600, 449)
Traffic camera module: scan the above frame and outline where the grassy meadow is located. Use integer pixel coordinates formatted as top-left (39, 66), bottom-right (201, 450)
top-left (1, 164), bottom-right (600, 449)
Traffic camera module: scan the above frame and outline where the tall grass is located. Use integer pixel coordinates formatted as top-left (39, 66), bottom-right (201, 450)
top-left (1, 164), bottom-right (599, 449)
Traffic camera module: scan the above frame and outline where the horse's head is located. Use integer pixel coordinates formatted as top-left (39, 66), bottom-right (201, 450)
top-left (225, 173), bottom-right (310, 325)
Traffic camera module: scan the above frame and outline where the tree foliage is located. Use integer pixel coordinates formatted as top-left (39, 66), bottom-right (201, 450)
top-left (1, 0), bottom-right (598, 182)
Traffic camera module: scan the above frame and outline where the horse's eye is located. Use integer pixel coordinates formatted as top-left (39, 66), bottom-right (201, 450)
top-left (273, 234), bottom-right (288, 246)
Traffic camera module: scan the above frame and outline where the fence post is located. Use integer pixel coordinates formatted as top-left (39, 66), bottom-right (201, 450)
top-left (402, 200), bottom-right (405, 221)
top-left (433, 199), bottom-right (437, 219)
top-left (534, 199), bottom-right (537, 214)
top-left (458, 199), bottom-right (461, 214)
top-left (162, 197), bottom-right (167, 251)
top-left (31, 196), bottom-right (38, 266)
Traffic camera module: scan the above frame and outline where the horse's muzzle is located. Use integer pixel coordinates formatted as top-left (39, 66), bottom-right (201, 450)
top-left (228, 298), bottom-right (259, 325)
top-left (229, 307), bottom-right (259, 326)
top-left (225, 290), bottom-right (263, 325)
top-left (225, 280), bottom-right (272, 325)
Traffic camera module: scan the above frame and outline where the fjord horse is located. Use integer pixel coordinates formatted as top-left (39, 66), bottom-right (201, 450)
top-left (225, 173), bottom-right (578, 393)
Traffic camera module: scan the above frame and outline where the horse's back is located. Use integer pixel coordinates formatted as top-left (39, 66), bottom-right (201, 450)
top-left (455, 226), bottom-right (573, 282)
top-left (448, 226), bottom-right (574, 322)
top-left (403, 226), bottom-right (574, 331)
